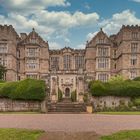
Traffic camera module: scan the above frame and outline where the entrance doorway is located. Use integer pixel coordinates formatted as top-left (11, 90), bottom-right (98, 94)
top-left (65, 88), bottom-right (70, 97)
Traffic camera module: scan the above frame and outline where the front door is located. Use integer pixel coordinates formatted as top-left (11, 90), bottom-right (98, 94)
top-left (65, 88), bottom-right (70, 98)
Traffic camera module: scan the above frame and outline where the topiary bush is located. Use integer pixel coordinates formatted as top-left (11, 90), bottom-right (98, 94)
top-left (0, 79), bottom-right (46, 101)
top-left (71, 90), bottom-right (77, 102)
top-left (58, 88), bottom-right (63, 102)
top-left (83, 93), bottom-right (88, 103)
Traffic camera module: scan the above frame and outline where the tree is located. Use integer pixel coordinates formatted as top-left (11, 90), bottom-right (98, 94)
top-left (0, 64), bottom-right (7, 80)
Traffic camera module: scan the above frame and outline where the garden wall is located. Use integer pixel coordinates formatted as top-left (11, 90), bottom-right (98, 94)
top-left (92, 96), bottom-right (131, 110)
top-left (0, 98), bottom-right (41, 112)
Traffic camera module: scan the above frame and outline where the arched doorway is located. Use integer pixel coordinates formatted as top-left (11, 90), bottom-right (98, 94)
top-left (65, 88), bottom-right (70, 97)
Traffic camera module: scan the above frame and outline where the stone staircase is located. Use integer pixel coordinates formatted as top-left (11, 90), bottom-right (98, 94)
top-left (47, 98), bottom-right (86, 113)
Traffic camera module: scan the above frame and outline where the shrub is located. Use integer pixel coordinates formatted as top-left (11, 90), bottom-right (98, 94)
top-left (133, 77), bottom-right (140, 81)
top-left (0, 79), bottom-right (46, 101)
top-left (109, 75), bottom-right (124, 83)
top-left (132, 98), bottom-right (140, 106)
top-left (83, 93), bottom-right (88, 103)
top-left (0, 82), bottom-right (18, 98)
top-left (89, 81), bottom-right (107, 96)
top-left (89, 80), bottom-right (140, 97)
top-left (71, 90), bottom-right (77, 102)
top-left (58, 88), bottom-right (63, 102)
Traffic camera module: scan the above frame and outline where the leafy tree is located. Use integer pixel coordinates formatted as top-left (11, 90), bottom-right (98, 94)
top-left (0, 65), bottom-right (7, 80)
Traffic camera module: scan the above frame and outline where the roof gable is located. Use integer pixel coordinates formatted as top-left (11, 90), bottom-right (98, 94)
top-left (88, 28), bottom-right (111, 46)
top-left (19, 28), bottom-right (48, 47)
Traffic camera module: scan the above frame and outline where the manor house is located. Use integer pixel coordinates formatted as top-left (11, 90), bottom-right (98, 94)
top-left (0, 24), bottom-right (140, 102)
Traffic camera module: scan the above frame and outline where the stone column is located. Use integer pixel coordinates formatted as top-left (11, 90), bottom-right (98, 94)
top-left (50, 76), bottom-right (58, 103)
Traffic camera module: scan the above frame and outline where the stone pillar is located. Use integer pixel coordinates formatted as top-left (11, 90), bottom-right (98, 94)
top-left (41, 100), bottom-right (47, 113)
top-left (77, 76), bottom-right (84, 102)
top-left (50, 76), bottom-right (58, 103)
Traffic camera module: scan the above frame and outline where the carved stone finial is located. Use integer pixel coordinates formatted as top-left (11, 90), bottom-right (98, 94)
top-left (32, 28), bottom-right (35, 31)
top-left (100, 27), bottom-right (102, 31)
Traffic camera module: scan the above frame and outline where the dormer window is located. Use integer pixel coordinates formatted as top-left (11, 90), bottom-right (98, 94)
top-left (132, 32), bottom-right (138, 39)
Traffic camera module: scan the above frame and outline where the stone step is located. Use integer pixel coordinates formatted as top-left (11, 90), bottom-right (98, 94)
top-left (48, 108), bottom-right (84, 111)
top-left (47, 102), bottom-right (86, 113)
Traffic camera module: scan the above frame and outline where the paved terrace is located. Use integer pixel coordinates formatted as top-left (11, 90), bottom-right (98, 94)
top-left (0, 114), bottom-right (140, 135)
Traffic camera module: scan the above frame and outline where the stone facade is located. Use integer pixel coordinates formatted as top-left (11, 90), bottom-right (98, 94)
top-left (0, 24), bottom-right (140, 102)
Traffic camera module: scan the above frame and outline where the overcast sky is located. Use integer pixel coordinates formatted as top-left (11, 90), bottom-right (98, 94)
top-left (0, 0), bottom-right (140, 49)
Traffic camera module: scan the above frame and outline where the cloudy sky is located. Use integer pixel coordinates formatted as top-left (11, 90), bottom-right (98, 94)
top-left (0, 0), bottom-right (140, 49)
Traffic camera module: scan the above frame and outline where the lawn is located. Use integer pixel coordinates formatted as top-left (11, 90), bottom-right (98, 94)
top-left (97, 112), bottom-right (140, 115)
top-left (0, 128), bottom-right (44, 140)
top-left (101, 130), bottom-right (140, 140)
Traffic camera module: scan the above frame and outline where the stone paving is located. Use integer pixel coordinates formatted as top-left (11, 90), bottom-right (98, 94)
top-left (0, 114), bottom-right (140, 136)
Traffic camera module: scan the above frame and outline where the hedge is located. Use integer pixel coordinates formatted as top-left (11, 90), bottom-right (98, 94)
top-left (58, 88), bottom-right (63, 102)
top-left (0, 79), bottom-right (46, 101)
top-left (89, 80), bottom-right (140, 97)
top-left (71, 90), bottom-right (77, 102)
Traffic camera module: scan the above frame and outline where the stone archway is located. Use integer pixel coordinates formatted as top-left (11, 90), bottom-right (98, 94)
top-left (65, 88), bottom-right (70, 97)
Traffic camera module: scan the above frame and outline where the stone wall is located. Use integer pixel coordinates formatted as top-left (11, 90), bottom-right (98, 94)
top-left (92, 96), bottom-right (131, 110)
top-left (0, 98), bottom-right (41, 112)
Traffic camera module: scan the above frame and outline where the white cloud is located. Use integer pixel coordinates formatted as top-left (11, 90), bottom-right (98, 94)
top-left (49, 42), bottom-right (62, 49)
top-left (0, 9), bottom-right (99, 39)
top-left (76, 44), bottom-right (85, 49)
top-left (99, 10), bottom-right (140, 35)
top-left (131, 0), bottom-right (140, 2)
top-left (0, 0), bottom-right (100, 48)
top-left (0, 13), bottom-right (55, 39)
top-left (86, 31), bottom-right (98, 41)
top-left (33, 10), bottom-right (99, 29)
top-left (1, 0), bottom-right (70, 12)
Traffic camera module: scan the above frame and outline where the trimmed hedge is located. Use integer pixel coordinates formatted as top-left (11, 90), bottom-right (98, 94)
top-left (89, 80), bottom-right (140, 97)
top-left (0, 79), bottom-right (46, 101)
top-left (71, 90), bottom-right (77, 102)
top-left (58, 88), bottom-right (63, 102)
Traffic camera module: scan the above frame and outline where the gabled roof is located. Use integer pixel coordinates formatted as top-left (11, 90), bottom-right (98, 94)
top-left (88, 28), bottom-right (111, 45)
top-left (19, 28), bottom-right (48, 47)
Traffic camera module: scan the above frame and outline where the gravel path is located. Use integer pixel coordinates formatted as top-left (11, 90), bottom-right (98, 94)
top-left (0, 114), bottom-right (140, 135)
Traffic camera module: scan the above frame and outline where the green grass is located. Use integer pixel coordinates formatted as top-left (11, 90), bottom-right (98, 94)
top-left (0, 128), bottom-right (44, 140)
top-left (101, 130), bottom-right (140, 140)
top-left (97, 112), bottom-right (140, 115)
